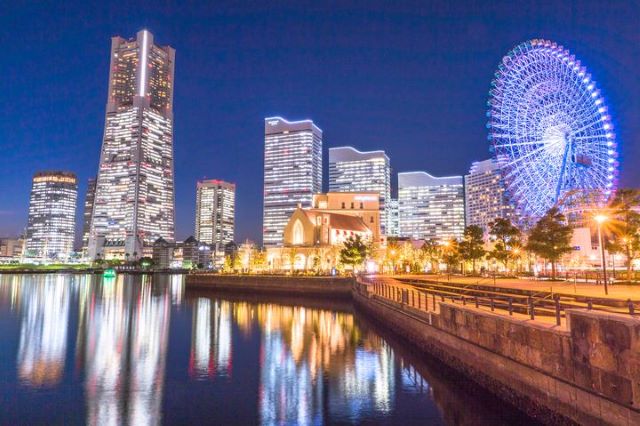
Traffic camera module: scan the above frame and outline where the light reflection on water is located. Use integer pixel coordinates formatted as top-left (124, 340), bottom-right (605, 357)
top-left (0, 274), bottom-right (533, 425)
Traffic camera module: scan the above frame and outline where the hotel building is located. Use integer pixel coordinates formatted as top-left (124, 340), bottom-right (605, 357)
top-left (89, 30), bottom-right (176, 259)
top-left (24, 171), bottom-right (78, 259)
top-left (464, 159), bottom-right (514, 231)
top-left (81, 177), bottom-right (96, 254)
top-left (195, 179), bottom-right (236, 253)
top-left (398, 171), bottom-right (464, 241)
top-left (263, 117), bottom-right (322, 247)
top-left (328, 147), bottom-right (391, 234)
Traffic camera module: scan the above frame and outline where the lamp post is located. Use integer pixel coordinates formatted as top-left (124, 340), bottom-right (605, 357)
top-left (594, 214), bottom-right (609, 295)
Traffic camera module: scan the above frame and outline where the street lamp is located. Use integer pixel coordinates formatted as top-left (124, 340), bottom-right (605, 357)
top-left (594, 214), bottom-right (609, 295)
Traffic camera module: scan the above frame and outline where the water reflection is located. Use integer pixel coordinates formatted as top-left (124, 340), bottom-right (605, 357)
top-left (0, 275), bottom-right (533, 425)
top-left (17, 275), bottom-right (70, 387)
top-left (190, 299), bottom-right (232, 378)
top-left (78, 275), bottom-right (171, 426)
top-left (187, 297), bottom-right (398, 424)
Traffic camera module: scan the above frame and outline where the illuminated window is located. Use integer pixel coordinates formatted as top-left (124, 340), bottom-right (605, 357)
top-left (292, 220), bottom-right (304, 245)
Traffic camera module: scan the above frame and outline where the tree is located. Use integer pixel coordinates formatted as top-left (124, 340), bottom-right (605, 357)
top-left (459, 225), bottom-right (486, 274)
top-left (487, 218), bottom-right (522, 271)
top-left (526, 207), bottom-right (573, 279)
top-left (339, 235), bottom-right (370, 272)
top-left (385, 240), bottom-right (401, 273)
top-left (139, 256), bottom-right (154, 269)
top-left (441, 238), bottom-right (461, 273)
top-left (223, 255), bottom-right (233, 273)
top-left (250, 248), bottom-right (267, 273)
top-left (399, 241), bottom-right (417, 273)
top-left (607, 189), bottom-right (640, 281)
top-left (420, 239), bottom-right (442, 273)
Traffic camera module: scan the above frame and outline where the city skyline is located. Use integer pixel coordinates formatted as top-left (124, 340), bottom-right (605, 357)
top-left (1, 2), bottom-right (638, 244)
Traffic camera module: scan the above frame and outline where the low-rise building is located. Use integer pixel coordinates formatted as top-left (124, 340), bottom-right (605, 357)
top-left (152, 236), bottom-right (212, 269)
top-left (266, 202), bottom-right (374, 272)
top-left (0, 237), bottom-right (24, 260)
top-left (312, 192), bottom-right (384, 245)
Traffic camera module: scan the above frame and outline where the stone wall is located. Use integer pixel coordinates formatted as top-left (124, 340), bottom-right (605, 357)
top-left (353, 283), bottom-right (640, 425)
top-left (185, 274), bottom-right (352, 299)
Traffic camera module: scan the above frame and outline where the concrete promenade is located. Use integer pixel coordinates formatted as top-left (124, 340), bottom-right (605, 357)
top-left (394, 274), bottom-right (640, 301)
top-left (185, 273), bottom-right (353, 299)
top-left (354, 277), bottom-right (640, 425)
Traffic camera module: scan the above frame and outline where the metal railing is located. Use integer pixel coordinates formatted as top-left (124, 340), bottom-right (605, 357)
top-left (355, 277), bottom-right (637, 326)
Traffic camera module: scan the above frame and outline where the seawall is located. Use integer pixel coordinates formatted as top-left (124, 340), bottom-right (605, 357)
top-left (185, 274), bottom-right (352, 299)
top-left (353, 281), bottom-right (640, 425)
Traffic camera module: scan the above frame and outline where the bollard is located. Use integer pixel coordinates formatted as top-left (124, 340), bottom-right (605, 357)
top-left (528, 297), bottom-right (535, 320)
top-left (628, 299), bottom-right (635, 316)
top-left (490, 297), bottom-right (495, 311)
top-left (475, 296), bottom-right (479, 309)
top-left (508, 297), bottom-right (513, 316)
top-left (587, 299), bottom-right (593, 310)
top-left (462, 296), bottom-right (466, 306)
top-left (555, 295), bottom-right (561, 326)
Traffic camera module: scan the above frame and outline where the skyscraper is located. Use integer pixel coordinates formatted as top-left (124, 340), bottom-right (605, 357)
top-left (25, 171), bottom-right (78, 259)
top-left (263, 117), bottom-right (322, 247)
top-left (89, 30), bottom-right (175, 259)
top-left (81, 177), bottom-right (96, 254)
top-left (195, 179), bottom-right (236, 253)
top-left (398, 171), bottom-right (464, 241)
top-left (328, 146), bottom-right (391, 234)
top-left (464, 159), bottom-right (514, 231)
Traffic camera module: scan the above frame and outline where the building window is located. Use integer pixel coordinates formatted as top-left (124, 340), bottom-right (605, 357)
top-left (293, 220), bottom-right (304, 245)
top-left (350, 202), bottom-right (354, 209)
top-left (341, 202), bottom-right (345, 209)
top-left (360, 202), bottom-right (364, 209)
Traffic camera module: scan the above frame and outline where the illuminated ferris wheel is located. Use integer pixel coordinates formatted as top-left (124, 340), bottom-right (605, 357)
top-left (487, 39), bottom-right (618, 219)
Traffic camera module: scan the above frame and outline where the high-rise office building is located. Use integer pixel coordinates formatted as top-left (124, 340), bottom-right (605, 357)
top-left (387, 198), bottom-right (400, 237)
top-left (195, 179), bottom-right (236, 252)
top-left (398, 171), bottom-right (464, 241)
top-left (89, 30), bottom-right (176, 259)
top-left (81, 177), bottom-right (96, 254)
top-left (263, 117), bottom-right (322, 247)
top-left (328, 146), bottom-right (391, 234)
top-left (464, 159), bottom-right (514, 231)
top-left (24, 171), bottom-right (78, 259)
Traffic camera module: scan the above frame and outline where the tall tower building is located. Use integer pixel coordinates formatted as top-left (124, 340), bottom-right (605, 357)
top-left (328, 146), bottom-right (391, 235)
top-left (25, 171), bottom-right (78, 259)
top-left (263, 117), bottom-right (322, 247)
top-left (195, 179), bottom-right (236, 252)
top-left (398, 171), bottom-right (464, 241)
top-left (89, 30), bottom-right (175, 259)
top-left (464, 159), bottom-right (514, 231)
top-left (81, 177), bottom-right (96, 254)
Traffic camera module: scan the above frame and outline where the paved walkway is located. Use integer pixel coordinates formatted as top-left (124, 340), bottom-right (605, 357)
top-left (392, 274), bottom-right (640, 301)
top-left (360, 275), bottom-right (568, 326)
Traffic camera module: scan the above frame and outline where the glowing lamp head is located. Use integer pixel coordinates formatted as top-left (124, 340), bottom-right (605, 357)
top-left (594, 214), bottom-right (608, 224)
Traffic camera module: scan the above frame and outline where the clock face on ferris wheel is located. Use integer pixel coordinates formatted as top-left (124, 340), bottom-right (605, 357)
top-left (487, 39), bottom-right (618, 218)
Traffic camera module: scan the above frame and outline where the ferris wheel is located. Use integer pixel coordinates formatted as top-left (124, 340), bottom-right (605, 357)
top-left (487, 39), bottom-right (617, 219)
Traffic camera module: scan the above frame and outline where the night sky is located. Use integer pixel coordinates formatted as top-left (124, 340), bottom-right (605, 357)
top-left (1, 1), bottom-right (638, 244)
